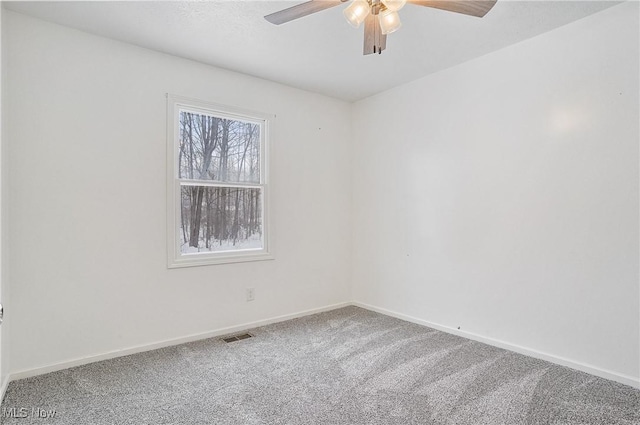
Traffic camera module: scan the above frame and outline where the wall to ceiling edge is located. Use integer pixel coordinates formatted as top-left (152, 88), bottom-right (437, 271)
top-left (351, 1), bottom-right (639, 384)
top-left (4, 10), bottom-right (353, 375)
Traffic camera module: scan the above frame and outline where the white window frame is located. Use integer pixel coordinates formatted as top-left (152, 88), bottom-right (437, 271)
top-left (166, 94), bottom-right (273, 268)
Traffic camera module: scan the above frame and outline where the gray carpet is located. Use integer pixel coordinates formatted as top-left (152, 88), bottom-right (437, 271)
top-left (1, 306), bottom-right (639, 424)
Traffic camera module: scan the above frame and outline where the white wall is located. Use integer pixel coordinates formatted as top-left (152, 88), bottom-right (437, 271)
top-left (352, 2), bottom-right (639, 384)
top-left (5, 11), bottom-right (352, 373)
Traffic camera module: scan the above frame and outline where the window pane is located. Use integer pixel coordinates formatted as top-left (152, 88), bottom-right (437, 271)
top-left (179, 186), bottom-right (263, 254)
top-left (178, 111), bottom-right (260, 183)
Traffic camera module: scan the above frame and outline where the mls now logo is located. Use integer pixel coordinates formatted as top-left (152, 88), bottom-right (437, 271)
top-left (2, 407), bottom-right (57, 418)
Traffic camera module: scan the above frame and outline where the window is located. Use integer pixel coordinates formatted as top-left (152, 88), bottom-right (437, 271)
top-left (167, 95), bottom-right (272, 267)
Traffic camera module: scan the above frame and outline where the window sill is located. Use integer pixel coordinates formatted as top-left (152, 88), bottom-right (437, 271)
top-left (168, 250), bottom-right (274, 268)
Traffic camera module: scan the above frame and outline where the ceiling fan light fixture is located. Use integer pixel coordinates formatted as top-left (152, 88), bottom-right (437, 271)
top-left (264, 0), bottom-right (498, 56)
top-left (343, 0), bottom-right (370, 28)
top-left (381, 0), bottom-right (407, 12)
top-left (379, 9), bottom-right (402, 35)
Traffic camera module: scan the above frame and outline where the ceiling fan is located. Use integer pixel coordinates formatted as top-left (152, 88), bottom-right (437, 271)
top-left (265, 0), bottom-right (497, 55)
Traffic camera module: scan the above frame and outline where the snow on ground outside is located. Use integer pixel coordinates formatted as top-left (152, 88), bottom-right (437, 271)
top-left (181, 234), bottom-right (262, 254)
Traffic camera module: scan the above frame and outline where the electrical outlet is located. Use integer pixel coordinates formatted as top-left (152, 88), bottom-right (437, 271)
top-left (246, 287), bottom-right (255, 302)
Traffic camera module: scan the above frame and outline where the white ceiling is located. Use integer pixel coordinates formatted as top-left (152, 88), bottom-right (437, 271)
top-left (5, 0), bottom-right (619, 101)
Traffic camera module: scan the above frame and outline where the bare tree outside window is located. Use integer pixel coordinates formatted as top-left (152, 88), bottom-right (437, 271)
top-left (178, 110), bottom-right (263, 254)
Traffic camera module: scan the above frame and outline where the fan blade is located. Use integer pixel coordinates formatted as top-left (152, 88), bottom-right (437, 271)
top-left (265, 0), bottom-right (346, 25)
top-left (363, 14), bottom-right (387, 55)
top-left (407, 0), bottom-right (496, 17)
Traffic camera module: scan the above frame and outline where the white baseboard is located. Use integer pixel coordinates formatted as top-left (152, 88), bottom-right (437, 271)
top-left (352, 301), bottom-right (640, 389)
top-left (8, 300), bottom-right (640, 391)
top-left (9, 302), bottom-right (350, 382)
top-left (0, 374), bottom-right (9, 403)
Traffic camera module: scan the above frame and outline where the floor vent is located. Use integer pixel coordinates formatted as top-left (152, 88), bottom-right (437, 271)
top-left (222, 333), bottom-right (253, 343)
